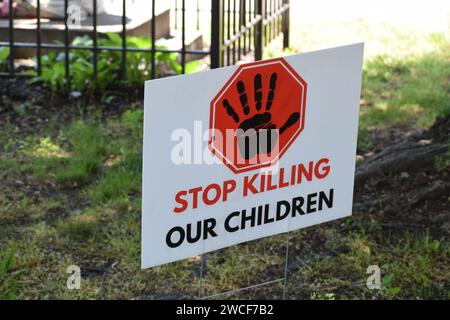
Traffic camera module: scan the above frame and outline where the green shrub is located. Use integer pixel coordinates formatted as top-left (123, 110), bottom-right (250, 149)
top-left (27, 33), bottom-right (200, 93)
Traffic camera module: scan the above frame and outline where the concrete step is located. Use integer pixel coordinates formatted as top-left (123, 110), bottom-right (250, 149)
top-left (158, 30), bottom-right (205, 62)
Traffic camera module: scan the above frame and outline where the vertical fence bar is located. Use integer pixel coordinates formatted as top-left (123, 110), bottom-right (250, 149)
top-left (283, 0), bottom-right (289, 48)
top-left (273, 0), bottom-right (277, 39)
top-left (226, 0), bottom-right (230, 66)
top-left (36, 0), bottom-right (42, 76)
top-left (275, 0), bottom-right (278, 37)
top-left (122, 0), bottom-right (127, 81)
top-left (151, 0), bottom-right (156, 79)
top-left (64, 0), bottom-right (69, 85)
top-left (239, 0), bottom-right (246, 58)
top-left (267, 0), bottom-right (270, 44)
top-left (269, 0), bottom-right (272, 42)
top-left (181, 0), bottom-right (186, 74)
top-left (268, 0), bottom-right (272, 43)
top-left (277, 0), bottom-right (281, 37)
top-left (221, 0), bottom-right (225, 65)
top-left (274, 0), bottom-right (277, 37)
top-left (254, 0), bottom-right (263, 61)
top-left (8, 0), bottom-right (14, 76)
top-left (263, 0), bottom-right (267, 47)
top-left (232, 0), bottom-right (237, 64)
top-left (92, 0), bottom-right (98, 82)
top-left (210, 0), bottom-right (224, 68)
top-left (211, 0), bottom-right (224, 69)
top-left (280, 0), bottom-right (283, 37)
top-left (266, 0), bottom-right (269, 44)
top-left (248, 0), bottom-right (252, 53)
top-left (272, 0), bottom-right (276, 40)
top-left (278, 0), bottom-right (281, 36)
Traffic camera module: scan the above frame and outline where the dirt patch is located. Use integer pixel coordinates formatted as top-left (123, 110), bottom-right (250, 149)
top-left (355, 114), bottom-right (449, 234)
top-left (0, 78), bottom-right (143, 140)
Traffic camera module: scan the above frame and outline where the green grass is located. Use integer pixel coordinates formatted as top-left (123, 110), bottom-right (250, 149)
top-left (283, 231), bottom-right (450, 299)
top-left (57, 214), bottom-right (97, 242)
top-left (56, 121), bottom-right (107, 185)
top-left (0, 244), bottom-right (20, 300)
top-left (90, 151), bottom-right (142, 205)
top-left (89, 109), bottom-right (143, 204)
top-left (121, 109), bottom-right (144, 145)
top-left (357, 39), bottom-right (450, 150)
top-left (379, 233), bottom-right (449, 299)
top-left (362, 40), bottom-right (450, 123)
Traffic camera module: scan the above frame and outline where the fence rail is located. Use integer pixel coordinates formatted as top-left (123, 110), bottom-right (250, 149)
top-left (0, 0), bottom-right (289, 83)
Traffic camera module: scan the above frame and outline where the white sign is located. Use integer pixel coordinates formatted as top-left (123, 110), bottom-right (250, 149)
top-left (142, 43), bottom-right (364, 268)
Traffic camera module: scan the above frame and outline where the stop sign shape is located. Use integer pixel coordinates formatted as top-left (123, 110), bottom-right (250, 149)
top-left (209, 57), bottom-right (307, 173)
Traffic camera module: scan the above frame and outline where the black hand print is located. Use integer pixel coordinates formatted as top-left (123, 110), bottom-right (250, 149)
top-left (222, 72), bottom-right (300, 160)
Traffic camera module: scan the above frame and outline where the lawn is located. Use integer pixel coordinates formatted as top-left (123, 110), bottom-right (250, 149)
top-left (0, 22), bottom-right (449, 299)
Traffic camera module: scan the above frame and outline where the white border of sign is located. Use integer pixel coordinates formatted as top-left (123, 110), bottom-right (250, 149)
top-left (142, 43), bottom-right (364, 269)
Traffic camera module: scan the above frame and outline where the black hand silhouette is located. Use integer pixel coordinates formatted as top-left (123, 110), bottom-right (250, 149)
top-left (222, 72), bottom-right (300, 160)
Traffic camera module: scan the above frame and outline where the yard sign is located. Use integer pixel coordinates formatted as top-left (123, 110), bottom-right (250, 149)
top-left (142, 43), bottom-right (364, 268)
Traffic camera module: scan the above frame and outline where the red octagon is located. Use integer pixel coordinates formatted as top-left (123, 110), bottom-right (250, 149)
top-left (209, 57), bottom-right (307, 174)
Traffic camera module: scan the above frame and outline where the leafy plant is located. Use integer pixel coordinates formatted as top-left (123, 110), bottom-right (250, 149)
top-left (28, 33), bottom-right (201, 93)
top-left (381, 272), bottom-right (401, 297)
top-left (0, 46), bottom-right (10, 72)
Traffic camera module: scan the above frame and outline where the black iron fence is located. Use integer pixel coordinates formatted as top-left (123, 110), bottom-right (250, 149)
top-left (0, 0), bottom-right (289, 83)
top-left (211, 0), bottom-right (290, 67)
